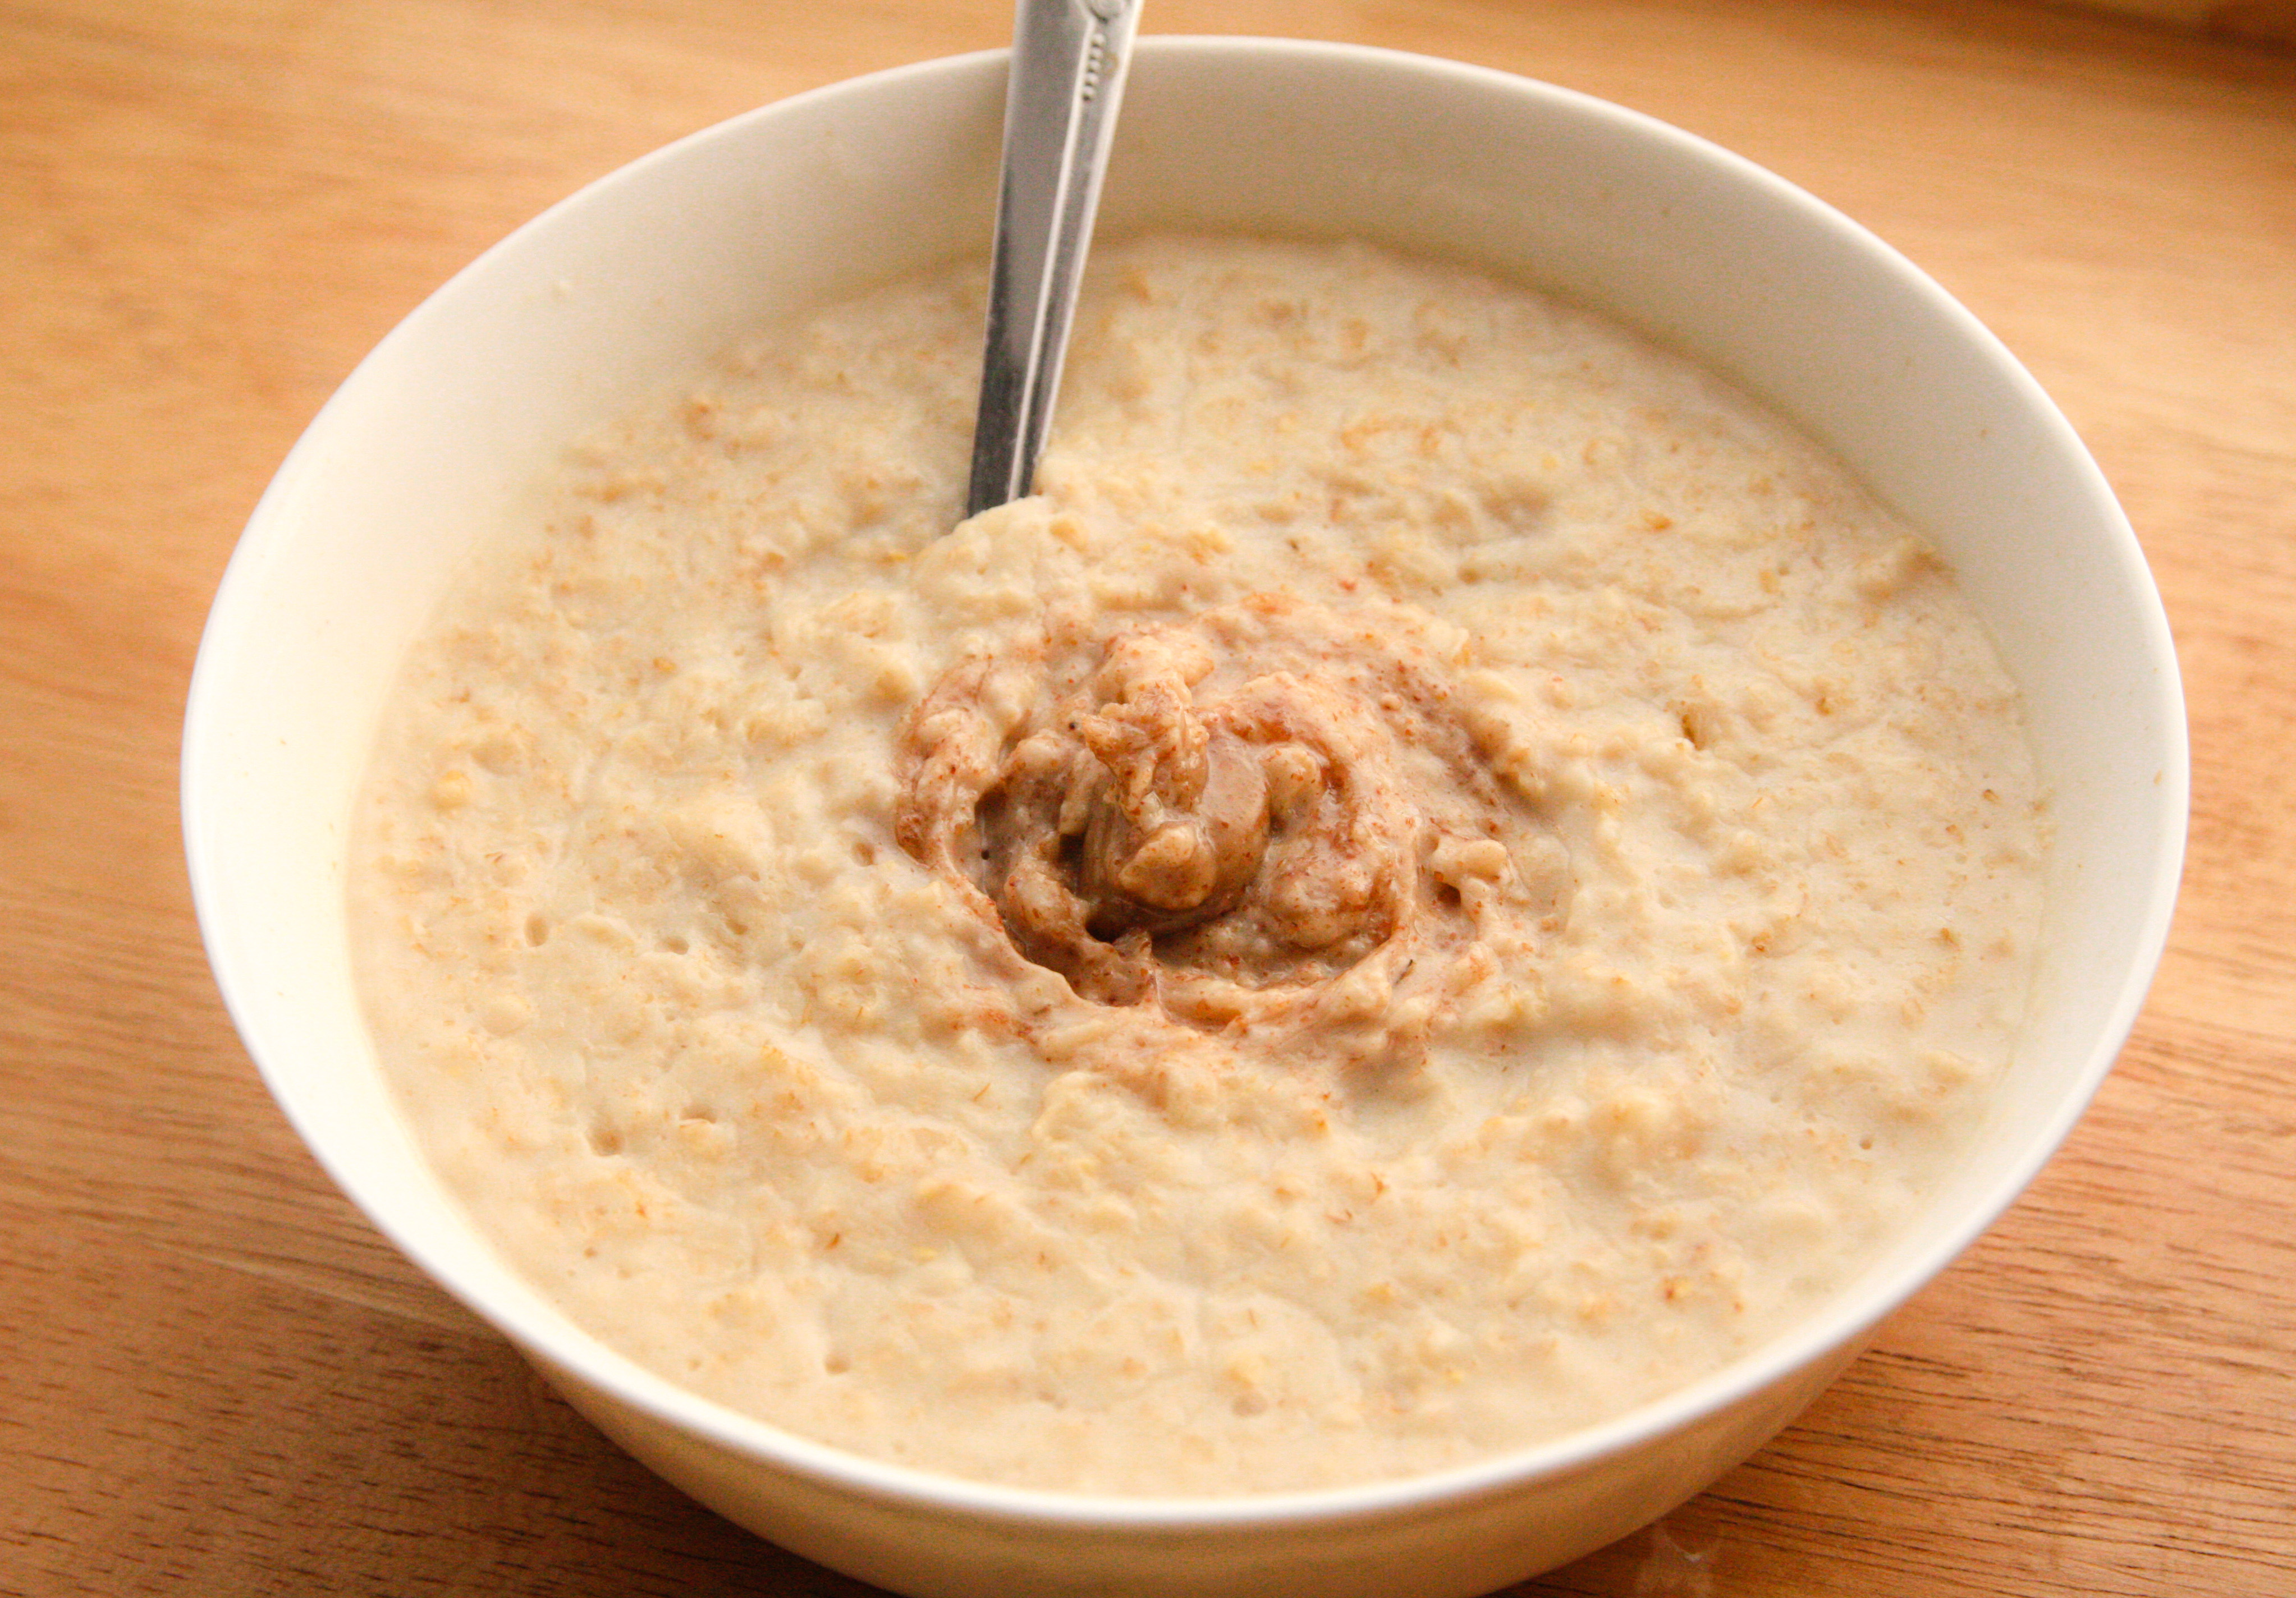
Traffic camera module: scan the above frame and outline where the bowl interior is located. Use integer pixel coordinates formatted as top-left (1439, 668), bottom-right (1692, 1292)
top-left (184, 38), bottom-right (2184, 1514)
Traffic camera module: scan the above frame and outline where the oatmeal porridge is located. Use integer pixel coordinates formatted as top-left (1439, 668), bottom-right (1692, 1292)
top-left (350, 235), bottom-right (2045, 1495)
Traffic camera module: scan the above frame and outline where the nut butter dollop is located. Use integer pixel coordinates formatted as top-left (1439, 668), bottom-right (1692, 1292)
top-left (896, 593), bottom-right (1566, 1066)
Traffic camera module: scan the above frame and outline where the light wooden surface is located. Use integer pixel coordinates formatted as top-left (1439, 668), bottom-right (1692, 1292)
top-left (4, 2), bottom-right (2291, 1594)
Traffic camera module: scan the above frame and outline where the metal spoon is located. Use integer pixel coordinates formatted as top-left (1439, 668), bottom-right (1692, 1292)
top-left (965, 0), bottom-right (1144, 518)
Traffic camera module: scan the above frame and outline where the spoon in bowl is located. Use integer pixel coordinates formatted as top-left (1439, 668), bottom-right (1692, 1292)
top-left (965, 0), bottom-right (1145, 518)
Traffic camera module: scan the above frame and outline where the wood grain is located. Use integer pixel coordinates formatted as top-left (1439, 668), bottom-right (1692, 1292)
top-left (3, 2), bottom-right (2291, 1594)
top-left (2072, 0), bottom-right (2296, 47)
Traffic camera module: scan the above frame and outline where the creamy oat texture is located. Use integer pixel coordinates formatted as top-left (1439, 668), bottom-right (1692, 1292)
top-left (353, 236), bottom-right (2045, 1495)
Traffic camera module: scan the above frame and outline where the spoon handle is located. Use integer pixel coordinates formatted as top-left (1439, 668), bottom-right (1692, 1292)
top-left (965, 0), bottom-right (1143, 518)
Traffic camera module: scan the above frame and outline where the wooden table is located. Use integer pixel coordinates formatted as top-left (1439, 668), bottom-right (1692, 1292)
top-left (5, 2), bottom-right (2290, 1593)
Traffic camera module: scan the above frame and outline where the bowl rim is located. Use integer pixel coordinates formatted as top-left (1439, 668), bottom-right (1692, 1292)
top-left (184, 32), bottom-right (2189, 1531)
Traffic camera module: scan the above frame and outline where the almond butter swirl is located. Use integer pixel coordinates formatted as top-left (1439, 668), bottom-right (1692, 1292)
top-left (895, 593), bottom-right (1566, 1064)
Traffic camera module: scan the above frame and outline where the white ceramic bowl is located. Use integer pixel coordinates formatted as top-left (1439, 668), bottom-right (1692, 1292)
top-left (184, 38), bottom-right (2185, 1598)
